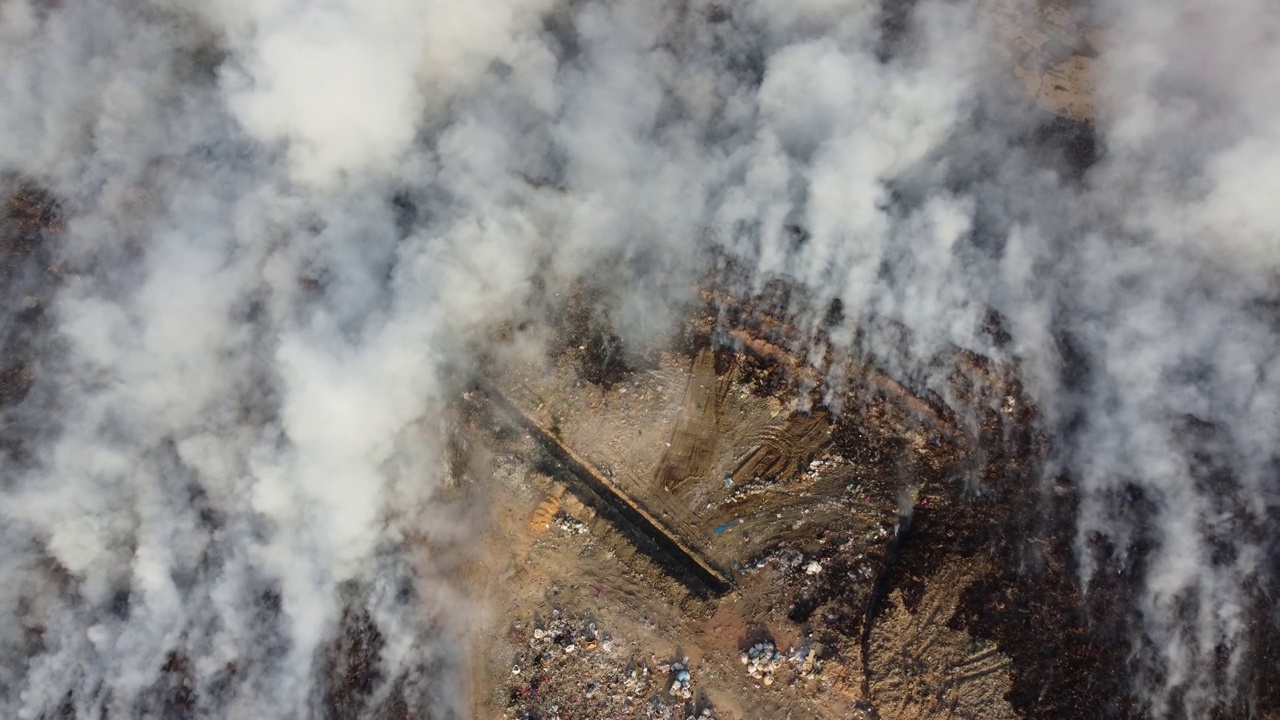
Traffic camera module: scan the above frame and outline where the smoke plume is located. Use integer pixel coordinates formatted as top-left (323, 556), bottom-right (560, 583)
top-left (0, 0), bottom-right (1276, 717)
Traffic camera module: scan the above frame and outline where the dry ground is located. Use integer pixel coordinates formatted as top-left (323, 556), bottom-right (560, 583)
top-left (457, 311), bottom-right (1027, 720)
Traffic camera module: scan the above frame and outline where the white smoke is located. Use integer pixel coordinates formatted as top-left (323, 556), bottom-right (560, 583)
top-left (197, 0), bottom-right (557, 186)
top-left (0, 0), bottom-right (1276, 717)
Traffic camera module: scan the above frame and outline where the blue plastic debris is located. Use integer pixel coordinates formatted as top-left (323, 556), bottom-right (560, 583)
top-left (713, 519), bottom-right (744, 535)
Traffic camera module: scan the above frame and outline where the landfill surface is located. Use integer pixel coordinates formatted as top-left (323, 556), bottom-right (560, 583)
top-left (447, 282), bottom-right (1129, 720)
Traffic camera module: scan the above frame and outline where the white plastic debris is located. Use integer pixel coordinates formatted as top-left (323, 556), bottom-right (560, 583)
top-left (743, 641), bottom-right (783, 684)
top-left (666, 659), bottom-right (694, 700)
top-left (805, 561), bottom-right (823, 575)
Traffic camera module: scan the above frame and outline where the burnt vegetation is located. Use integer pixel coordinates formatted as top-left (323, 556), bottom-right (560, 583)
top-left (0, 181), bottom-right (59, 413)
top-left (322, 602), bottom-right (386, 720)
top-left (554, 287), bottom-right (638, 389)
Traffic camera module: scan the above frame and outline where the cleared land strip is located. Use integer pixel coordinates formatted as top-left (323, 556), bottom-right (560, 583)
top-left (476, 376), bottom-right (734, 594)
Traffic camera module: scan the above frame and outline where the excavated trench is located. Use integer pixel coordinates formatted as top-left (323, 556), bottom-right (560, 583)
top-left (476, 376), bottom-right (734, 596)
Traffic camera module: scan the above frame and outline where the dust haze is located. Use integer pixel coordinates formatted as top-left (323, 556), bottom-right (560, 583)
top-left (0, 0), bottom-right (1275, 718)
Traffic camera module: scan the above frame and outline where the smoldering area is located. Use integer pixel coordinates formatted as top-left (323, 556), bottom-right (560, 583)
top-left (0, 0), bottom-right (1277, 718)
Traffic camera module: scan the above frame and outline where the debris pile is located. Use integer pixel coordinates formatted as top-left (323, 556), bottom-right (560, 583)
top-left (741, 641), bottom-right (784, 685)
top-left (799, 457), bottom-right (832, 482)
top-left (723, 478), bottom-right (773, 504)
top-left (552, 510), bottom-right (590, 535)
top-left (505, 611), bottom-right (706, 719)
top-left (773, 548), bottom-right (807, 572)
top-left (788, 643), bottom-right (823, 678)
top-left (662, 657), bottom-right (693, 699)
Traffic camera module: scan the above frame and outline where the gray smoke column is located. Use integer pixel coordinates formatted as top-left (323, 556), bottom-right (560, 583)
top-left (0, 0), bottom-right (559, 716)
top-left (1056, 2), bottom-right (1280, 714)
top-left (0, 0), bottom-right (1275, 718)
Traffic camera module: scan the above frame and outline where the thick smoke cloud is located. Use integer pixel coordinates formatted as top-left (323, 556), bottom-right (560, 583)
top-left (0, 0), bottom-right (1275, 718)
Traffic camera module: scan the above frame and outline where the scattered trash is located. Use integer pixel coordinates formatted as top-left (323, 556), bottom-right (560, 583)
top-left (506, 613), bottom-right (697, 719)
top-left (805, 560), bottom-right (823, 575)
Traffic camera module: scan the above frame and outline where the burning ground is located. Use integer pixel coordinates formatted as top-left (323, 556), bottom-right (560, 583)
top-left (1, 0), bottom-right (1280, 718)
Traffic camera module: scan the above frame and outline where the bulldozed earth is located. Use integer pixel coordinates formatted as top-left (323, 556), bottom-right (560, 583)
top-left (451, 279), bottom-right (1137, 720)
